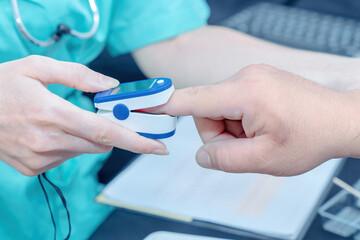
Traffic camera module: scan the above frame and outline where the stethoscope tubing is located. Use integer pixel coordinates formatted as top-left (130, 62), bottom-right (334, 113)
top-left (10, 0), bottom-right (99, 47)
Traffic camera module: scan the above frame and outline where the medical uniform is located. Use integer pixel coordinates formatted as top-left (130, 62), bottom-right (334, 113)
top-left (0, 1), bottom-right (209, 239)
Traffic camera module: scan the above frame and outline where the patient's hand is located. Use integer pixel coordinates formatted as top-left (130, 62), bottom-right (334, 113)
top-left (152, 64), bottom-right (360, 176)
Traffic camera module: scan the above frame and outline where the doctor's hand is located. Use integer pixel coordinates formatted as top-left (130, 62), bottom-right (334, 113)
top-left (153, 64), bottom-right (360, 176)
top-left (0, 56), bottom-right (167, 176)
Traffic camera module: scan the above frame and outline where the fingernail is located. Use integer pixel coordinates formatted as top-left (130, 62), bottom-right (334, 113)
top-left (101, 75), bottom-right (120, 89)
top-left (196, 150), bottom-right (212, 168)
top-left (152, 149), bottom-right (169, 155)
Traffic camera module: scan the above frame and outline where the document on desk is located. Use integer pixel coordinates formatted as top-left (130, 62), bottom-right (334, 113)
top-left (97, 116), bottom-right (343, 240)
top-left (144, 231), bottom-right (232, 240)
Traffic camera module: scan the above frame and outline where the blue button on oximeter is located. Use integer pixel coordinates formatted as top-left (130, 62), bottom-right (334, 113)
top-left (94, 78), bottom-right (176, 139)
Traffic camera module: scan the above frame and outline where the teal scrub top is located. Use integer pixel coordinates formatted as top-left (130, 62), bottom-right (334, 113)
top-left (0, 1), bottom-right (210, 239)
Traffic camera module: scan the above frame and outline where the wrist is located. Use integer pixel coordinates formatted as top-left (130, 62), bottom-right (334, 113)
top-left (336, 90), bottom-right (360, 158)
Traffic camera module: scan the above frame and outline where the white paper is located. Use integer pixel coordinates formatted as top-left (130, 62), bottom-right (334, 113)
top-left (144, 231), bottom-right (232, 240)
top-left (103, 117), bottom-right (342, 240)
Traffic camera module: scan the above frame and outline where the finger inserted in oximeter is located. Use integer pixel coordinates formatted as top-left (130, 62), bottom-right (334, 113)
top-left (94, 78), bottom-right (176, 139)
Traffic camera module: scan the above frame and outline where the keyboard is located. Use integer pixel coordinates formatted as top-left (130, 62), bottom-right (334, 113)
top-left (221, 2), bottom-right (360, 57)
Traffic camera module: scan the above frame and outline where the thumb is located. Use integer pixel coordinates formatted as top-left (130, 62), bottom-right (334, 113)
top-left (195, 136), bottom-right (271, 173)
top-left (19, 55), bottom-right (119, 92)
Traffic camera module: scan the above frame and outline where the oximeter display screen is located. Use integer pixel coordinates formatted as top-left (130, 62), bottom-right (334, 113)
top-left (110, 79), bottom-right (156, 95)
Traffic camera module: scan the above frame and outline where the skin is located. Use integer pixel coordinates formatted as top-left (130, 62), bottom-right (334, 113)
top-left (0, 56), bottom-right (167, 176)
top-left (151, 64), bottom-right (360, 176)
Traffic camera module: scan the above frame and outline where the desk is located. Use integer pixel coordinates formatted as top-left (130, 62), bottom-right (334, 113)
top-left (90, 158), bottom-right (359, 240)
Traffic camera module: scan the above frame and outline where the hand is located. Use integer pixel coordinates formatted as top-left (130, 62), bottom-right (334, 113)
top-left (152, 64), bottom-right (359, 176)
top-left (0, 56), bottom-right (167, 176)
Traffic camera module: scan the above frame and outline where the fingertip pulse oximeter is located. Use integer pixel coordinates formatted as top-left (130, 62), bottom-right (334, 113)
top-left (94, 78), bottom-right (176, 139)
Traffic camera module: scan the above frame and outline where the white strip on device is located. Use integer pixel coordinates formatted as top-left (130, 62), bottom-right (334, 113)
top-left (94, 78), bottom-right (176, 139)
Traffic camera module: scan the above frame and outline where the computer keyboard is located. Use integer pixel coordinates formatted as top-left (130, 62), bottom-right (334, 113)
top-left (221, 2), bottom-right (360, 57)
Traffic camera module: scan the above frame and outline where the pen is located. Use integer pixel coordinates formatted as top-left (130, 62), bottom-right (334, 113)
top-left (332, 177), bottom-right (360, 199)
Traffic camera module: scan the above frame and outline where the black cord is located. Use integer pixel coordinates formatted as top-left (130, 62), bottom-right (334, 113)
top-left (38, 172), bottom-right (71, 240)
top-left (38, 174), bottom-right (57, 240)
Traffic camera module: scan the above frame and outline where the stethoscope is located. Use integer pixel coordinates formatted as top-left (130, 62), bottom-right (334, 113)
top-left (11, 0), bottom-right (99, 47)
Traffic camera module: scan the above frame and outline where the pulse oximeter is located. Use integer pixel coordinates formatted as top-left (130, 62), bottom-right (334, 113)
top-left (94, 78), bottom-right (176, 139)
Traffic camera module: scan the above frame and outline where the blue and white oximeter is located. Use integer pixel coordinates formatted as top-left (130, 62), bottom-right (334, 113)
top-left (94, 78), bottom-right (176, 139)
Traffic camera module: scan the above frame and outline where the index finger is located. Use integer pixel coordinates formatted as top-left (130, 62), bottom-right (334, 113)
top-left (151, 83), bottom-right (244, 119)
top-left (17, 55), bottom-right (119, 92)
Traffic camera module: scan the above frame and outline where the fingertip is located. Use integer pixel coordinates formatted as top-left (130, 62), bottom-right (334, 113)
top-left (149, 139), bottom-right (169, 155)
top-left (99, 74), bottom-right (120, 90)
top-left (135, 137), bottom-right (168, 155)
top-left (152, 148), bottom-right (169, 155)
top-left (196, 149), bottom-right (213, 169)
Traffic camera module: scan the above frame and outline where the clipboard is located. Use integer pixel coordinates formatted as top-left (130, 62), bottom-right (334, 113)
top-left (96, 117), bottom-right (344, 240)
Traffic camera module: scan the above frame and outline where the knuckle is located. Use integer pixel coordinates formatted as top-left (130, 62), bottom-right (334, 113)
top-left (241, 64), bottom-right (273, 74)
top-left (94, 126), bottom-right (113, 145)
top-left (240, 74), bottom-right (261, 87)
top-left (31, 106), bottom-right (49, 122)
top-left (238, 76), bottom-right (270, 102)
top-left (212, 147), bottom-right (233, 172)
top-left (29, 137), bottom-right (51, 153)
top-left (69, 63), bottom-right (88, 79)
top-left (183, 85), bottom-right (215, 99)
top-left (18, 167), bottom-right (39, 177)
top-left (21, 131), bottom-right (57, 153)
top-left (95, 72), bottom-right (103, 86)
top-left (24, 157), bottom-right (46, 172)
top-left (23, 55), bottom-right (46, 67)
top-left (238, 64), bottom-right (275, 86)
top-left (30, 100), bottom-right (61, 126)
top-left (17, 134), bottom-right (34, 149)
top-left (240, 64), bottom-right (258, 74)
